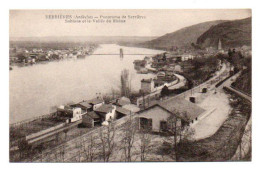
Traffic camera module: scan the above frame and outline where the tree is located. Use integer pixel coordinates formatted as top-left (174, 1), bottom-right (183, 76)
top-left (166, 114), bottom-right (181, 161)
top-left (162, 53), bottom-right (167, 61)
top-left (165, 111), bottom-right (195, 161)
top-left (121, 69), bottom-right (130, 97)
top-left (82, 135), bottom-right (97, 162)
top-left (75, 139), bottom-right (83, 162)
top-left (98, 122), bottom-right (116, 162)
top-left (228, 48), bottom-right (233, 58)
top-left (164, 114), bottom-right (196, 161)
top-left (63, 129), bottom-right (69, 142)
top-left (139, 128), bottom-right (152, 161)
top-left (120, 115), bottom-right (138, 162)
top-left (161, 85), bottom-right (169, 97)
top-left (56, 144), bottom-right (65, 162)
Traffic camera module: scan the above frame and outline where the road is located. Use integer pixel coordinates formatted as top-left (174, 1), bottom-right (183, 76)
top-left (169, 74), bottom-right (186, 90)
top-left (136, 73), bottom-right (186, 107)
top-left (188, 64), bottom-right (234, 140)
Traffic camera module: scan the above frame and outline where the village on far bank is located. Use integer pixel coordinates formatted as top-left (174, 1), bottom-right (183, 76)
top-left (9, 42), bottom-right (98, 69)
top-left (9, 39), bottom-right (252, 162)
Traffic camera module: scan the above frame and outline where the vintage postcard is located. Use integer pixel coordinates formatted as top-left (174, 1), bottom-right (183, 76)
top-left (9, 9), bottom-right (252, 162)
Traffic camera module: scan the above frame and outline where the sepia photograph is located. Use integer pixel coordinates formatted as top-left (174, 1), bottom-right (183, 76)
top-left (8, 9), bottom-right (252, 163)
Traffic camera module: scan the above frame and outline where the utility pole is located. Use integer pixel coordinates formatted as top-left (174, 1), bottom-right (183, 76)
top-left (120, 48), bottom-right (123, 58)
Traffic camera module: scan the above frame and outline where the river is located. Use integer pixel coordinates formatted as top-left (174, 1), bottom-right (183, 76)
top-left (9, 44), bottom-right (164, 124)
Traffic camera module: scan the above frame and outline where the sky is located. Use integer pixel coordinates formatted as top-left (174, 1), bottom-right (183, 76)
top-left (9, 9), bottom-right (251, 38)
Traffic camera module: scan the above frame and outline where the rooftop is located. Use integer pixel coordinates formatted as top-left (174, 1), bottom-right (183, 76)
top-left (87, 98), bottom-right (104, 105)
top-left (116, 106), bottom-right (131, 115)
top-left (158, 97), bottom-right (205, 122)
top-left (78, 101), bottom-right (92, 108)
top-left (139, 97), bottom-right (205, 122)
top-left (86, 111), bottom-right (100, 119)
top-left (122, 104), bottom-right (140, 113)
top-left (141, 78), bottom-right (153, 83)
top-left (95, 104), bottom-right (115, 114)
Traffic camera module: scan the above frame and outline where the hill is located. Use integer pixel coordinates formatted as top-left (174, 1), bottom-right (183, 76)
top-left (139, 20), bottom-right (226, 50)
top-left (196, 17), bottom-right (251, 49)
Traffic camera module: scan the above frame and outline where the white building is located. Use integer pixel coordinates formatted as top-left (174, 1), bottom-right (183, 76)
top-left (94, 104), bottom-right (116, 122)
top-left (87, 98), bottom-right (105, 110)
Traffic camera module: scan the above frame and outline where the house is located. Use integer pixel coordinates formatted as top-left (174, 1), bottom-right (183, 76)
top-left (82, 111), bottom-right (101, 127)
top-left (157, 72), bottom-right (166, 79)
top-left (94, 104), bottom-right (116, 123)
top-left (71, 101), bottom-right (92, 113)
top-left (57, 105), bottom-right (74, 118)
top-left (137, 97), bottom-right (205, 132)
top-left (65, 107), bottom-right (85, 123)
top-left (82, 104), bottom-right (131, 127)
top-left (87, 98), bottom-right (104, 111)
top-left (141, 78), bottom-right (155, 93)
